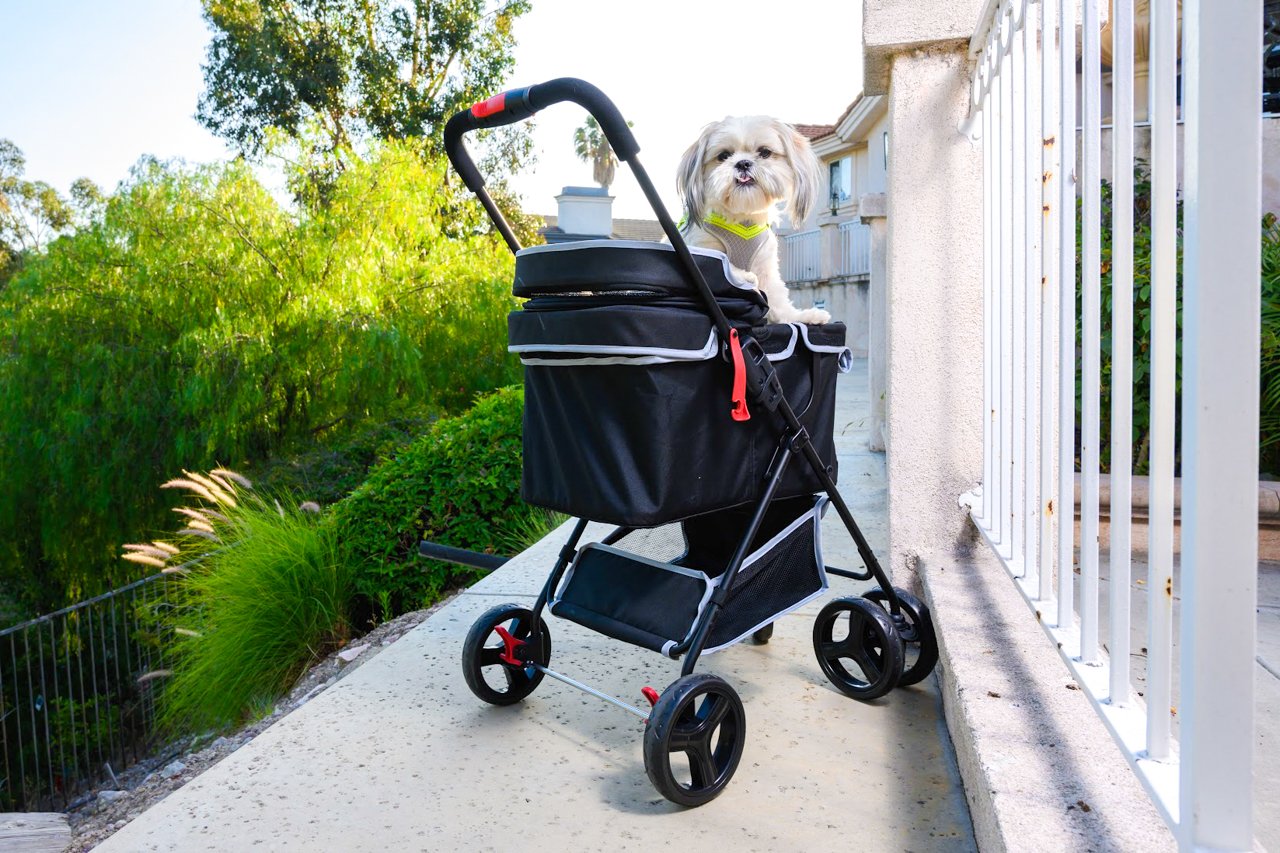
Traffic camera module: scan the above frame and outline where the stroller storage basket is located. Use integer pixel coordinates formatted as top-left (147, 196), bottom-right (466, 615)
top-left (511, 241), bottom-right (852, 527)
top-left (549, 495), bottom-right (830, 655)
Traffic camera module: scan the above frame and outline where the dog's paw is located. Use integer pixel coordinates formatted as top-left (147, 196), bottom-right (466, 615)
top-left (737, 270), bottom-right (759, 287)
top-left (788, 307), bottom-right (832, 325)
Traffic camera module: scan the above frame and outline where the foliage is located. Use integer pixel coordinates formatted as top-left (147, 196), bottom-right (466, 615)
top-left (573, 116), bottom-right (632, 189)
top-left (0, 142), bottom-right (521, 610)
top-left (1076, 165), bottom-right (1182, 475)
top-left (0, 139), bottom-right (102, 282)
top-left (331, 386), bottom-right (562, 618)
top-left (245, 411), bottom-right (435, 508)
top-left (1259, 213), bottom-right (1280, 473)
top-left (126, 471), bottom-right (352, 734)
top-left (1080, 169), bottom-right (1280, 475)
top-left (198, 0), bottom-right (529, 159)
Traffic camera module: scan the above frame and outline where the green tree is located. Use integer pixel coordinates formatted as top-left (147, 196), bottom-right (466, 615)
top-left (197, 0), bottom-right (530, 160)
top-left (572, 116), bottom-right (630, 189)
top-left (0, 141), bottom-right (520, 610)
top-left (0, 140), bottom-right (100, 281)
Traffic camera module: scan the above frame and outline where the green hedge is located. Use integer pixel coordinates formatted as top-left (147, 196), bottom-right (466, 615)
top-left (331, 386), bottom-right (562, 617)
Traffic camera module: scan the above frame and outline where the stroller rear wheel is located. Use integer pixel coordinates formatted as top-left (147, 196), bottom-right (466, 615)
top-left (462, 603), bottom-right (551, 706)
top-left (643, 673), bottom-right (746, 807)
top-left (863, 588), bottom-right (938, 687)
top-left (812, 596), bottom-right (903, 700)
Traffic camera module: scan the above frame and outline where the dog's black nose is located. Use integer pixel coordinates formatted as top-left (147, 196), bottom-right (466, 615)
top-left (735, 159), bottom-right (753, 172)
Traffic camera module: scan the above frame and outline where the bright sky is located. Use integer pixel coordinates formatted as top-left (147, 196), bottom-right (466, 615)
top-left (0, 0), bottom-right (863, 222)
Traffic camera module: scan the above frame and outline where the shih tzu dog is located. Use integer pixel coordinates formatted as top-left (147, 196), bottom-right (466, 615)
top-left (677, 116), bottom-right (830, 325)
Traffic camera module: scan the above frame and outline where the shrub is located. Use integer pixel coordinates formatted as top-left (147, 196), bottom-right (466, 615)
top-left (125, 471), bottom-right (352, 734)
top-left (331, 386), bottom-right (562, 618)
top-left (0, 141), bottom-right (521, 609)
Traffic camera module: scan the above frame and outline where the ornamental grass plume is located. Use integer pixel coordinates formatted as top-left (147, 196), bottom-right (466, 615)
top-left (123, 469), bottom-right (351, 733)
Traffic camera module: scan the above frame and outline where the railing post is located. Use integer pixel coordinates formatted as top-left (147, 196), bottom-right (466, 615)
top-left (1177, 1), bottom-right (1261, 848)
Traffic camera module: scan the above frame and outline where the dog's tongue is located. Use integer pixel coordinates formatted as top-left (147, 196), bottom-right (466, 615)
top-left (736, 173), bottom-right (754, 184)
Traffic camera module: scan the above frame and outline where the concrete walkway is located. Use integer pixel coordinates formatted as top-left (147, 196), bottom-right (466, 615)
top-left (96, 360), bottom-right (977, 852)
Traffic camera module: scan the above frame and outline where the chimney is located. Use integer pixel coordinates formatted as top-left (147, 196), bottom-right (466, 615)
top-left (555, 186), bottom-right (614, 238)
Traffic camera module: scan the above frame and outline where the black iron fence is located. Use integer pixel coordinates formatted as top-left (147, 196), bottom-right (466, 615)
top-left (0, 573), bottom-right (173, 810)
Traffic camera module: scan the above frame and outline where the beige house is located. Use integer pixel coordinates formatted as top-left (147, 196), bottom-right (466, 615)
top-left (778, 94), bottom-right (889, 358)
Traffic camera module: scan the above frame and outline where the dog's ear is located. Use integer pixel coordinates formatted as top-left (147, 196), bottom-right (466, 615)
top-left (776, 120), bottom-right (824, 228)
top-left (676, 121), bottom-right (717, 228)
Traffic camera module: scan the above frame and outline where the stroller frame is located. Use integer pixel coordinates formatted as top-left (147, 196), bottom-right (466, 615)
top-left (445, 78), bottom-right (938, 807)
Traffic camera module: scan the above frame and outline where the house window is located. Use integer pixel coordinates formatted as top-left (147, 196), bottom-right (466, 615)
top-left (829, 156), bottom-right (853, 211)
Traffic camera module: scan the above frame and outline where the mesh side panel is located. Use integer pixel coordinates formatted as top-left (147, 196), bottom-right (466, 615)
top-left (608, 525), bottom-right (686, 563)
top-left (705, 514), bottom-right (824, 650)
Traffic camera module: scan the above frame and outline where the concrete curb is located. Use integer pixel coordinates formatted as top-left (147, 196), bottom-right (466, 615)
top-left (912, 545), bottom-right (1177, 853)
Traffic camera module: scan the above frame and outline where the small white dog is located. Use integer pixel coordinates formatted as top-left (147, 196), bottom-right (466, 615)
top-left (677, 115), bottom-right (831, 325)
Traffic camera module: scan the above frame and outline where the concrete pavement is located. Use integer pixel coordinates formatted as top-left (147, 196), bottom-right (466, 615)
top-left (95, 361), bottom-right (977, 852)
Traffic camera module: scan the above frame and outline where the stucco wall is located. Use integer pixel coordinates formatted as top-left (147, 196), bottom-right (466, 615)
top-left (883, 46), bottom-right (985, 573)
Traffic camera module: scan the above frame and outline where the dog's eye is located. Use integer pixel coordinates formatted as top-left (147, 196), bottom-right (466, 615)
top-left (716, 151), bottom-right (732, 162)
top-left (758, 147), bottom-right (773, 159)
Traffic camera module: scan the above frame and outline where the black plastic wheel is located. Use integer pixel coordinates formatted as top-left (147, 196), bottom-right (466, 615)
top-left (812, 596), bottom-right (903, 700)
top-left (643, 673), bottom-right (746, 807)
top-left (461, 603), bottom-right (551, 706)
top-left (750, 623), bottom-right (774, 644)
top-left (864, 587), bottom-right (939, 687)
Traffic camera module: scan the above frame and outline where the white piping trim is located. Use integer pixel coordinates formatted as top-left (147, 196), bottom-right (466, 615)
top-left (795, 324), bottom-right (853, 373)
top-left (516, 239), bottom-right (758, 291)
top-left (510, 329), bottom-right (718, 364)
top-left (765, 325), bottom-right (799, 362)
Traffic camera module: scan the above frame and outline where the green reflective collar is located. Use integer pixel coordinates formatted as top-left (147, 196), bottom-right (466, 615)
top-left (682, 211), bottom-right (772, 241)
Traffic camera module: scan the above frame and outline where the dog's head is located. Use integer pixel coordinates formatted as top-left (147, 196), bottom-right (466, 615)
top-left (677, 115), bottom-right (823, 228)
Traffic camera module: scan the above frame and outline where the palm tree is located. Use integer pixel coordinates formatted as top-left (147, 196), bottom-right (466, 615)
top-left (573, 116), bottom-right (631, 189)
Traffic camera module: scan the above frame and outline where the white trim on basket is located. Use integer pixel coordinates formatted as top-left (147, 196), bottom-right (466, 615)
top-left (511, 330), bottom-right (719, 366)
top-left (699, 495), bottom-right (831, 655)
top-left (516, 239), bottom-right (759, 291)
top-left (795, 324), bottom-right (854, 373)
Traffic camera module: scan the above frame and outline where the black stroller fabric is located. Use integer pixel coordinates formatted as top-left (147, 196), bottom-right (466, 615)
top-left (510, 240), bottom-right (851, 527)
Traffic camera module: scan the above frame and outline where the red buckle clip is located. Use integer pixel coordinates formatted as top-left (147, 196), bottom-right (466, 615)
top-left (729, 329), bottom-right (751, 422)
top-left (471, 92), bottom-right (507, 119)
top-left (493, 624), bottom-right (524, 667)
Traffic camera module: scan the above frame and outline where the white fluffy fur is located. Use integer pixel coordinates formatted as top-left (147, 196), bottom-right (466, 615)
top-left (676, 115), bottom-right (830, 325)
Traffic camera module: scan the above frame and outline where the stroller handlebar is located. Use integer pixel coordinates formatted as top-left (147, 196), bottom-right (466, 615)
top-left (444, 77), bottom-right (640, 195)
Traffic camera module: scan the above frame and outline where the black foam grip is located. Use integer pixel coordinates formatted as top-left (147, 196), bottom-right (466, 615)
top-left (443, 77), bottom-right (640, 194)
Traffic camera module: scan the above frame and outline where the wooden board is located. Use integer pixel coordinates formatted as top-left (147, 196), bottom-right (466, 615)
top-left (0, 812), bottom-right (72, 853)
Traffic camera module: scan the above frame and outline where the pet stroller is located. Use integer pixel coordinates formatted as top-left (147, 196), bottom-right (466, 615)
top-left (444, 79), bottom-right (939, 807)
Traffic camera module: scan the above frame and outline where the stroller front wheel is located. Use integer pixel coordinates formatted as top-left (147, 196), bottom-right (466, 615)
top-left (863, 588), bottom-right (938, 687)
top-left (462, 603), bottom-right (551, 706)
top-left (643, 673), bottom-right (746, 807)
top-left (812, 596), bottom-right (904, 700)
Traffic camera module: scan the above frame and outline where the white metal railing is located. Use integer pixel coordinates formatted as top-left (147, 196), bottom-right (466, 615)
top-left (962, 1), bottom-right (1260, 849)
top-left (837, 220), bottom-right (872, 277)
top-left (780, 228), bottom-right (821, 282)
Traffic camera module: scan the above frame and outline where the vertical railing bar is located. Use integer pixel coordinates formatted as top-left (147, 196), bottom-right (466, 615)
top-left (1109, 0), bottom-right (1136, 707)
top-left (1079, 0), bottom-right (1103, 665)
top-left (109, 595), bottom-right (127, 767)
top-left (1146, 0), bottom-right (1177, 763)
top-left (48, 620), bottom-right (65, 809)
top-left (97, 602), bottom-right (118, 777)
top-left (74, 613), bottom-right (89, 797)
top-left (1178, 2), bottom-right (1260, 847)
top-left (85, 598), bottom-right (103, 777)
top-left (1039, 0), bottom-right (1060, 604)
top-left (10, 634), bottom-right (26, 809)
top-left (1056, 0), bottom-right (1077, 631)
top-left (1011, 0), bottom-right (1028, 573)
top-left (22, 631), bottom-right (40, 808)
top-left (0, 641), bottom-right (10, 809)
top-left (1001, 10), bottom-right (1016, 557)
top-left (63, 617), bottom-right (79, 804)
top-left (35, 621), bottom-right (53, 806)
top-left (982, 57), bottom-right (992, 526)
top-left (1023, 0), bottom-right (1043, 592)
